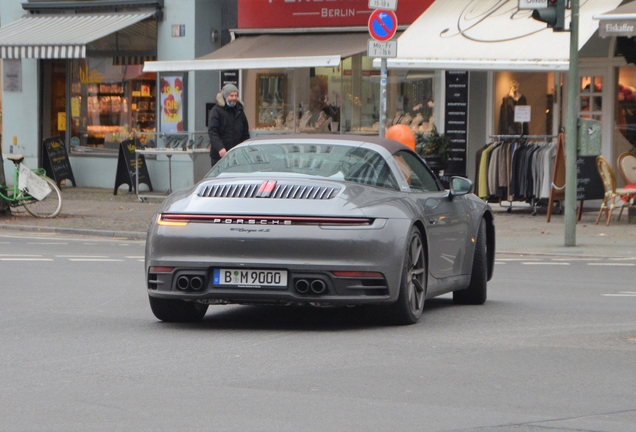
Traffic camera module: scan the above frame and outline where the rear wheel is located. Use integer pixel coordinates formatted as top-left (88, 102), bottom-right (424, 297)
top-left (453, 219), bottom-right (487, 305)
top-left (22, 176), bottom-right (62, 218)
top-left (148, 296), bottom-right (209, 322)
top-left (389, 227), bottom-right (427, 325)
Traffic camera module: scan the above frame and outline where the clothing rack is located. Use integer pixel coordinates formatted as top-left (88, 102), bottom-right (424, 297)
top-left (483, 134), bottom-right (557, 214)
top-left (489, 134), bottom-right (557, 140)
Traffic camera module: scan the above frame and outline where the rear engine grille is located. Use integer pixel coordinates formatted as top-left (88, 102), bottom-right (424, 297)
top-left (197, 182), bottom-right (340, 200)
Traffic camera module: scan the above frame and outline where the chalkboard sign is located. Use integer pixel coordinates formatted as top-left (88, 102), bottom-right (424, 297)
top-left (113, 139), bottom-right (153, 195)
top-left (576, 156), bottom-right (605, 201)
top-left (42, 136), bottom-right (76, 187)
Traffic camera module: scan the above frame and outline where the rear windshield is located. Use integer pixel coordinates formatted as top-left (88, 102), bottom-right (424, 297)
top-left (206, 143), bottom-right (399, 189)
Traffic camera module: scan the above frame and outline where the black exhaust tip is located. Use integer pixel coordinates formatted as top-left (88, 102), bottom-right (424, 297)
top-left (295, 279), bottom-right (310, 294)
top-left (310, 279), bottom-right (327, 295)
top-left (176, 276), bottom-right (190, 290)
top-left (190, 276), bottom-right (204, 291)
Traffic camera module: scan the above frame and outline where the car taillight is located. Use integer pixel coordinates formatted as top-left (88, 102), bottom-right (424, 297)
top-left (149, 266), bottom-right (174, 273)
top-left (157, 214), bottom-right (189, 226)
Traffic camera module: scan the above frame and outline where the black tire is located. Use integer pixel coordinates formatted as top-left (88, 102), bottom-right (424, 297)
top-left (22, 176), bottom-right (62, 218)
top-left (148, 296), bottom-right (208, 322)
top-left (389, 227), bottom-right (427, 325)
top-left (453, 218), bottom-right (487, 305)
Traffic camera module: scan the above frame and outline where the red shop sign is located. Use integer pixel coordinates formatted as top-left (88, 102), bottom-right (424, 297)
top-left (238, 0), bottom-right (433, 29)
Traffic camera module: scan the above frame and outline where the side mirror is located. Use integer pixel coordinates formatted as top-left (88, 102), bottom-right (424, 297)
top-left (449, 176), bottom-right (473, 197)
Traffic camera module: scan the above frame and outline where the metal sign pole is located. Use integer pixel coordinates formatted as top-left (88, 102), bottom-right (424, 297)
top-left (380, 58), bottom-right (387, 137)
top-left (564, 0), bottom-right (578, 247)
top-left (368, 4), bottom-right (397, 138)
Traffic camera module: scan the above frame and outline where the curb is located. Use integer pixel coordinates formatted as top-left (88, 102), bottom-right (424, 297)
top-left (0, 224), bottom-right (147, 240)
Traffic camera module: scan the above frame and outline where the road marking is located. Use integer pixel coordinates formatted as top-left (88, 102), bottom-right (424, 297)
top-left (602, 293), bottom-right (636, 297)
top-left (26, 242), bottom-right (68, 245)
top-left (588, 263), bottom-right (635, 266)
top-left (551, 257), bottom-right (598, 261)
top-left (0, 254), bottom-right (42, 257)
top-left (522, 262), bottom-right (570, 265)
top-left (68, 258), bottom-right (124, 262)
top-left (126, 256), bottom-right (144, 259)
top-left (495, 258), bottom-right (542, 261)
top-left (56, 255), bottom-right (108, 258)
top-left (0, 258), bottom-right (53, 261)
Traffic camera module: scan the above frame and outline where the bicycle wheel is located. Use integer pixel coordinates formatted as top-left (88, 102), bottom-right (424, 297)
top-left (23, 176), bottom-right (62, 218)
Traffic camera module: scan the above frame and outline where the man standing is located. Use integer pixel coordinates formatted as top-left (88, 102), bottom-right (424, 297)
top-left (208, 84), bottom-right (250, 167)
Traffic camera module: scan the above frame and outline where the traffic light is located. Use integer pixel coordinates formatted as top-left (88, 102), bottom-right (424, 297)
top-left (532, 0), bottom-right (566, 31)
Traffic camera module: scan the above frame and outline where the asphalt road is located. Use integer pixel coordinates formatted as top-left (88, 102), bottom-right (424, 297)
top-left (1, 232), bottom-right (635, 432)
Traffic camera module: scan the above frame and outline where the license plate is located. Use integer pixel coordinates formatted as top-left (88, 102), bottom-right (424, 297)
top-left (213, 268), bottom-right (288, 289)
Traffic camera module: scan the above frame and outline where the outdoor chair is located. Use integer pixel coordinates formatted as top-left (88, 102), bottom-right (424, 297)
top-left (595, 155), bottom-right (636, 225)
top-left (617, 152), bottom-right (636, 186)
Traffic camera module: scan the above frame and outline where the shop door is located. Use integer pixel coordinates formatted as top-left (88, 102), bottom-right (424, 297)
top-left (40, 60), bottom-right (68, 165)
top-left (579, 71), bottom-right (604, 122)
top-left (578, 66), bottom-right (614, 160)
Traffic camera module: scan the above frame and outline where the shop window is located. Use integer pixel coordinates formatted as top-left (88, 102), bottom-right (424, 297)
top-left (69, 58), bottom-right (156, 154)
top-left (387, 71), bottom-right (435, 135)
top-left (617, 67), bottom-right (636, 155)
top-left (493, 72), bottom-right (554, 137)
top-left (341, 55), bottom-right (380, 134)
top-left (256, 73), bottom-right (286, 128)
top-left (580, 75), bottom-right (602, 121)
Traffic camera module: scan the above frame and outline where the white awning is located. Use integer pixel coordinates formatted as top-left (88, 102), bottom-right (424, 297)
top-left (380, 0), bottom-right (623, 71)
top-left (143, 33), bottom-right (370, 72)
top-left (595, 1), bottom-right (636, 38)
top-left (0, 12), bottom-right (155, 59)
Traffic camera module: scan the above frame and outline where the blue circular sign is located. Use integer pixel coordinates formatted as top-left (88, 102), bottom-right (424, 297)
top-left (368, 9), bottom-right (398, 42)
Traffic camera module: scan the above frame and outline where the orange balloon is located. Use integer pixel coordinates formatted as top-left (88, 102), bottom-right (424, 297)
top-left (386, 125), bottom-right (416, 151)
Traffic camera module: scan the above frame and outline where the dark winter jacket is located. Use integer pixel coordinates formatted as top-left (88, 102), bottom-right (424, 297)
top-left (208, 92), bottom-right (250, 163)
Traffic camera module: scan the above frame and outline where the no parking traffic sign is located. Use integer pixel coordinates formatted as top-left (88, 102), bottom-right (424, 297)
top-left (368, 9), bottom-right (398, 42)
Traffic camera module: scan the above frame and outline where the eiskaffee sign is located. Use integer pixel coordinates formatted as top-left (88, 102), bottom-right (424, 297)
top-left (238, 0), bottom-right (433, 29)
top-left (599, 21), bottom-right (636, 38)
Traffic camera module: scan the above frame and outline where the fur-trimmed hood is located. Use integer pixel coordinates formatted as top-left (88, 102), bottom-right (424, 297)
top-left (215, 92), bottom-right (244, 108)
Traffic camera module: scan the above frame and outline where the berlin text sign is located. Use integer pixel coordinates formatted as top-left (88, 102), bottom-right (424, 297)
top-left (367, 40), bottom-right (397, 58)
top-left (518, 0), bottom-right (548, 9)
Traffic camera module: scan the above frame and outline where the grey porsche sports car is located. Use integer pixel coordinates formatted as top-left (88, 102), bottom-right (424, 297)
top-left (145, 134), bottom-right (495, 325)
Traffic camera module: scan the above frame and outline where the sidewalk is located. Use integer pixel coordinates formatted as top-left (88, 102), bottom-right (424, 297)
top-left (0, 186), bottom-right (634, 258)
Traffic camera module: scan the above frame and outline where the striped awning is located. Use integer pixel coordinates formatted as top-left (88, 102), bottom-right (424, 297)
top-left (0, 12), bottom-right (155, 59)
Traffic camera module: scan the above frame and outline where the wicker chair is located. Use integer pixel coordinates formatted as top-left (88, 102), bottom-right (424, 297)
top-left (617, 152), bottom-right (636, 186)
top-left (595, 155), bottom-right (636, 225)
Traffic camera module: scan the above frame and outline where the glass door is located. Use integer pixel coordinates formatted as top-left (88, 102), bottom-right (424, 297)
top-left (579, 74), bottom-right (603, 121)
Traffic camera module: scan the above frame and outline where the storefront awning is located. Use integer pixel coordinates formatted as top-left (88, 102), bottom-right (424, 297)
top-left (143, 33), bottom-right (370, 72)
top-left (0, 12), bottom-right (155, 59)
top-left (379, 0), bottom-right (623, 71)
top-left (595, 1), bottom-right (636, 38)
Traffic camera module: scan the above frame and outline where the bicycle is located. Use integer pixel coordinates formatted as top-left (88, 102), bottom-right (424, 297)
top-left (0, 153), bottom-right (62, 218)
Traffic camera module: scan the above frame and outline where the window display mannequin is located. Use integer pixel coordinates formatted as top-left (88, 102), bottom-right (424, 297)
top-left (498, 80), bottom-right (528, 135)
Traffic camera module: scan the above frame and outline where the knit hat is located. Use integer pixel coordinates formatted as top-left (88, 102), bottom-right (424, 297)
top-left (222, 84), bottom-right (239, 100)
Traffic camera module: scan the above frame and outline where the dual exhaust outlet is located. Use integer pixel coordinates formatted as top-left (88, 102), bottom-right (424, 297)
top-left (294, 278), bottom-right (328, 295)
top-left (176, 275), bottom-right (204, 291)
top-left (176, 274), bottom-right (326, 295)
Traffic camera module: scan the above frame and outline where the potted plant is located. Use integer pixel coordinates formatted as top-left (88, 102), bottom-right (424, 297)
top-left (416, 126), bottom-right (450, 172)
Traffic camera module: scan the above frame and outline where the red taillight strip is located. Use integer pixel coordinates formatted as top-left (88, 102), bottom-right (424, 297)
top-left (149, 266), bottom-right (174, 273)
top-left (159, 214), bottom-right (373, 226)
